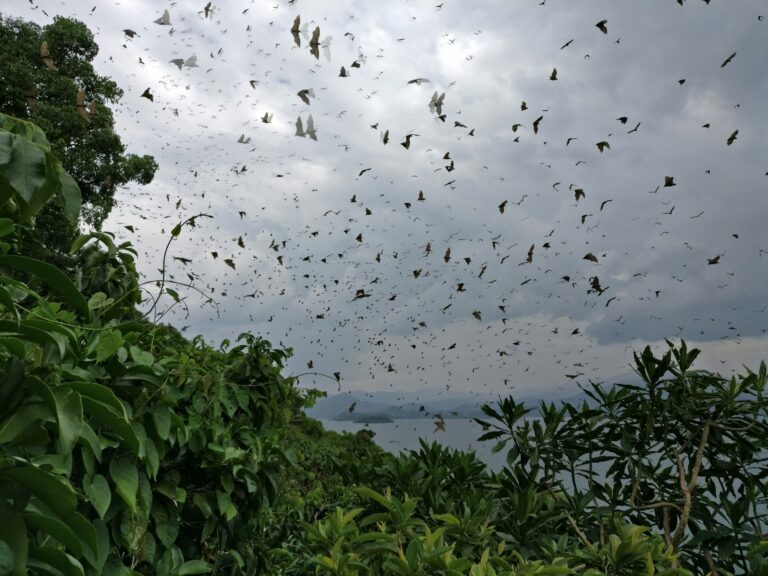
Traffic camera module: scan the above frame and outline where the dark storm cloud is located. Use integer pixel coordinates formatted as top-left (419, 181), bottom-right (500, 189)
top-left (6, 0), bottom-right (766, 397)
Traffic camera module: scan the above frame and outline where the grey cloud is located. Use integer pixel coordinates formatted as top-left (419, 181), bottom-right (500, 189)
top-left (7, 0), bottom-right (767, 400)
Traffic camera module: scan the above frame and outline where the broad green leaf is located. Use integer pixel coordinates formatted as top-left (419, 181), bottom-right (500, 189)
top-left (0, 286), bottom-right (18, 324)
top-left (533, 566), bottom-right (576, 575)
top-left (22, 319), bottom-right (79, 353)
top-left (0, 404), bottom-right (51, 445)
top-left (216, 491), bottom-right (237, 522)
top-left (0, 465), bottom-right (77, 518)
top-left (64, 381), bottom-right (125, 414)
top-left (0, 402), bottom-right (53, 444)
top-left (27, 546), bottom-right (84, 576)
top-left (145, 437), bottom-right (159, 479)
top-left (0, 218), bottom-right (13, 238)
top-left (0, 115), bottom-right (50, 147)
top-left (18, 146), bottom-right (58, 222)
top-left (22, 513), bottom-right (82, 557)
top-left (0, 256), bottom-right (90, 320)
top-left (78, 421), bottom-right (102, 461)
top-left (136, 531), bottom-right (156, 564)
top-left (133, 421), bottom-right (147, 459)
top-left (109, 455), bottom-right (138, 513)
top-left (171, 223), bottom-right (182, 237)
top-left (0, 337), bottom-right (27, 359)
top-left (129, 345), bottom-right (154, 367)
top-left (83, 474), bottom-right (111, 520)
top-left (157, 548), bottom-right (179, 576)
top-left (0, 320), bottom-right (65, 359)
top-left (354, 486), bottom-right (391, 508)
top-left (87, 292), bottom-right (108, 310)
top-left (102, 556), bottom-right (132, 576)
top-left (25, 375), bottom-right (57, 412)
top-left (0, 501), bottom-right (27, 576)
top-left (57, 163), bottom-right (81, 224)
top-left (79, 397), bottom-right (140, 455)
top-left (192, 494), bottom-right (213, 518)
top-left (154, 512), bottom-right (179, 549)
top-left (53, 388), bottom-right (83, 454)
top-left (151, 405), bottom-right (171, 440)
top-left (80, 520), bottom-right (109, 572)
top-left (115, 365), bottom-right (163, 387)
top-left (0, 357), bottom-right (24, 416)
top-left (0, 131), bottom-right (13, 165)
top-left (8, 471), bottom-right (95, 555)
top-left (4, 132), bottom-right (47, 204)
top-left (0, 541), bottom-right (13, 576)
top-left (30, 453), bottom-right (71, 476)
top-left (60, 365), bottom-right (95, 382)
top-left (432, 513), bottom-right (459, 525)
top-left (177, 560), bottom-right (210, 575)
top-left (95, 330), bottom-right (123, 362)
top-left (69, 232), bottom-right (117, 256)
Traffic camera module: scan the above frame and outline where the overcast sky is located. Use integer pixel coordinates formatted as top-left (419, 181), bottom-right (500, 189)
top-left (8, 0), bottom-right (768, 401)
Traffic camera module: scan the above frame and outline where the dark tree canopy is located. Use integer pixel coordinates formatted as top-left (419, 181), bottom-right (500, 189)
top-left (0, 14), bottom-right (157, 249)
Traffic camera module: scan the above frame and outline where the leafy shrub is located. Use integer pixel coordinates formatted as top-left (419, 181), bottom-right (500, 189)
top-left (0, 113), bottom-right (304, 575)
top-left (288, 487), bottom-right (687, 575)
top-left (477, 341), bottom-right (768, 575)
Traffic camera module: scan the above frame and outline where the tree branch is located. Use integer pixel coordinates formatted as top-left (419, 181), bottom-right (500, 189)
top-left (672, 420), bottom-right (711, 546)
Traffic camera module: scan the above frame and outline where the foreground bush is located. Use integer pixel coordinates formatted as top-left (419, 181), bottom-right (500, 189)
top-left (0, 113), bottom-right (304, 574)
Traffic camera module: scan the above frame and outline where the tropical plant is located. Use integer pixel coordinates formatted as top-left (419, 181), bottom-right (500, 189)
top-left (290, 487), bottom-right (688, 575)
top-left (0, 14), bottom-right (157, 250)
top-left (0, 113), bottom-right (303, 575)
top-left (477, 341), bottom-right (768, 575)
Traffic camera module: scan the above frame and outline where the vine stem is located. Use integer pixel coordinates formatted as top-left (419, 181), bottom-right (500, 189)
top-left (146, 213), bottom-right (212, 323)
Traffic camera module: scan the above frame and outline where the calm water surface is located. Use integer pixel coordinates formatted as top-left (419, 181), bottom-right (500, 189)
top-left (320, 418), bottom-right (508, 471)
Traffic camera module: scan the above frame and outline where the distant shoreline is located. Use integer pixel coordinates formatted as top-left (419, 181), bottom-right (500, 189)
top-left (332, 412), bottom-right (479, 422)
top-left (333, 413), bottom-right (394, 423)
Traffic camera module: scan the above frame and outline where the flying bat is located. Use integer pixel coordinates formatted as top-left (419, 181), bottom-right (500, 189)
top-left (595, 19), bottom-right (608, 34)
top-left (154, 9), bottom-right (171, 25)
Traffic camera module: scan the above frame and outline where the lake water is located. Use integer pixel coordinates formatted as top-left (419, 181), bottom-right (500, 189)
top-left (320, 418), bottom-right (508, 471)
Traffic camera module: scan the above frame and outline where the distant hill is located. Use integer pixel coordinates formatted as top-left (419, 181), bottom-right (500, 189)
top-left (304, 386), bottom-right (602, 422)
top-left (305, 391), bottom-right (485, 421)
top-left (333, 413), bottom-right (394, 423)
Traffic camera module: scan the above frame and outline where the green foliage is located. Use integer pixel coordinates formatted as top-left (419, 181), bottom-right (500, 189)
top-left (0, 115), bottom-right (303, 575)
top-left (476, 341), bottom-right (768, 575)
top-left (0, 113), bottom-right (81, 226)
top-left (285, 487), bottom-right (687, 575)
top-left (0, 14), bottom-right (157, 248)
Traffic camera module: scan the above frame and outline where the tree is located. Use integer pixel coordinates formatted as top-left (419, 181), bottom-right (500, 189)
top-left (477, 341), bottom-right (768, 574)
top-left (0, 14), bottom-right (157, 252)
top-left (1, 114), bottom-right (299, 575)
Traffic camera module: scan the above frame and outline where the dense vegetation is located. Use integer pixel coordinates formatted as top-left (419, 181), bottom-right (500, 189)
top-left (1, 16), bottom-right (766, 575)
top-left (0, 15), bottom-right (157, 253)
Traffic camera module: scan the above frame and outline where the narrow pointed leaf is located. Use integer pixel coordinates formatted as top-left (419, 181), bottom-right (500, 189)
top-left (0, 256), bottom-right (89, 320)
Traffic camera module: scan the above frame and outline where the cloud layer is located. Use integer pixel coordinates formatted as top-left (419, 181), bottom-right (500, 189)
top-left (9, 0), bottom-right (768, 399)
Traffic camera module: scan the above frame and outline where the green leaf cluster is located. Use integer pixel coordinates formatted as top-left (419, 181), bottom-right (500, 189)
top-left (0, 14), bottom-right (157, 251)
top-left (0, 114), bottom-right (303, 575)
